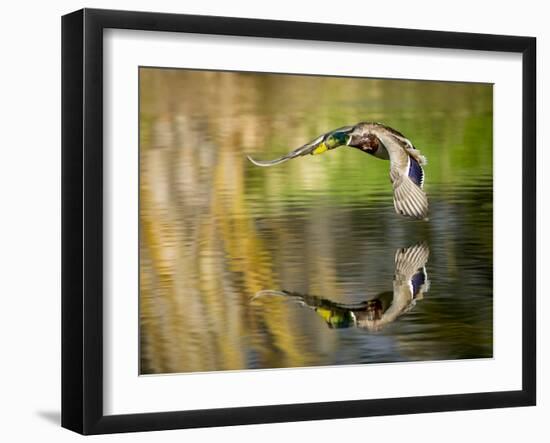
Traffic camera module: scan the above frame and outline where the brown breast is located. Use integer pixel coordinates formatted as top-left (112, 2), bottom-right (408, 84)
top-left (358, 133), bottom-right (379, 154)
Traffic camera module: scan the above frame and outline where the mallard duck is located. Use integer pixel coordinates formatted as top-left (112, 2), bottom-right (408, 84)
top-left (248, 122), bottom-right (428, 220)
top-left (251, 243), bottom-right (430, 331)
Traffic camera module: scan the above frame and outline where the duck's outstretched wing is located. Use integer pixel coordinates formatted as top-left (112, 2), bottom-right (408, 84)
top-left (247, 134), bottom-right (324, 166)
top-left (387, 148), bottom-right (429, 220)
top-left (247, 126), bottom-right (353, 167)
top-left (369, 124), bottom-right (428, 219)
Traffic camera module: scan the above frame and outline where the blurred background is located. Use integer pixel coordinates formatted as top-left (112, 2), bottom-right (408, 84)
top-left (139, 68), bottom-right (493, 375)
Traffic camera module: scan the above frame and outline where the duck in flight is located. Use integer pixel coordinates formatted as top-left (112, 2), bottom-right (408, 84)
top-left (248, 122), bottom-right (428, 220)
top-left (251, 243), bottom-right (430, 331)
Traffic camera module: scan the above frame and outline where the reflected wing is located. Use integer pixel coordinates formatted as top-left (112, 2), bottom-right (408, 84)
top-left (369, 243), bottom-right (430, 327)
top-left (371, 243), bottom-right (430, 326)
top-left (393, 242), bottom-right (430, 300)
top-left (250, 289), bottom-right (362, 329)
top-left (251, 289), bottom-right (368, 310)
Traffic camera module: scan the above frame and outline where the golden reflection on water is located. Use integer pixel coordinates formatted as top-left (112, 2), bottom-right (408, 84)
top-left (139, 68), bottom-right (493, 374)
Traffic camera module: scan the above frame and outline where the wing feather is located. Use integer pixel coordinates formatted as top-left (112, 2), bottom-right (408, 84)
top-left (373, 127), bottom-right (428, 219)
top-left (247, 134), bottom-right (325, 167)
top-left (393, 242), bottom-right (430, 302)
top-left (247, 126), bottom-right (354, 167)
top-left (387, 150), bottom-right (428, 219)
top-left (390, 167), bottom-right (428, 219)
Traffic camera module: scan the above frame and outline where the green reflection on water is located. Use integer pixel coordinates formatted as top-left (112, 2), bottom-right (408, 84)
top-left (139, 68), bottom-right (493, 375)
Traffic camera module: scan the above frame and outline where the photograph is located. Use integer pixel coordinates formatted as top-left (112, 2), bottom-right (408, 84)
top-left (138, 67), bottom-right (493, 375)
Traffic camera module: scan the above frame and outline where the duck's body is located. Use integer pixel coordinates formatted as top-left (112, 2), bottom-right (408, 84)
top-left (248, 122), bottom-right (428, 219)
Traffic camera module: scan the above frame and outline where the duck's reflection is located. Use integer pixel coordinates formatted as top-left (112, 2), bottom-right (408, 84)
top-left (252, 243), bottom-right (430, 331)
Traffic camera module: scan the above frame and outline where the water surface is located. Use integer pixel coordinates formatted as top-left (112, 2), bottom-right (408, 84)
top-left (139, 68), bottom-right (493, 374)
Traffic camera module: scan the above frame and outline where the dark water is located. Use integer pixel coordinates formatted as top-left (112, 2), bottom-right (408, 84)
top-left (139, 68), bottom-right (493, 374)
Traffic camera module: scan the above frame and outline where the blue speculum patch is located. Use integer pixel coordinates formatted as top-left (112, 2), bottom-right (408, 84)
top-left (411, 271), bottom-right (426, 298)
top-left (408, 156), bottom-right (424, 187)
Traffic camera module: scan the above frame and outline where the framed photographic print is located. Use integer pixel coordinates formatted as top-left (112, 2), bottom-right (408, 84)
top-left (61, 8), bottom-right (536, 435)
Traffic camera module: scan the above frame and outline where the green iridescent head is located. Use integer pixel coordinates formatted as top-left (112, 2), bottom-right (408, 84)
top-left (325, 131), bottom-right (351, 149)
top-left (311, 131), bottom-right (352, 155)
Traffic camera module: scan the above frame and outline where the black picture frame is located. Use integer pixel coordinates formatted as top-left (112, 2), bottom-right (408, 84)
top-left (62, 8), bottom-right (536, 435)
